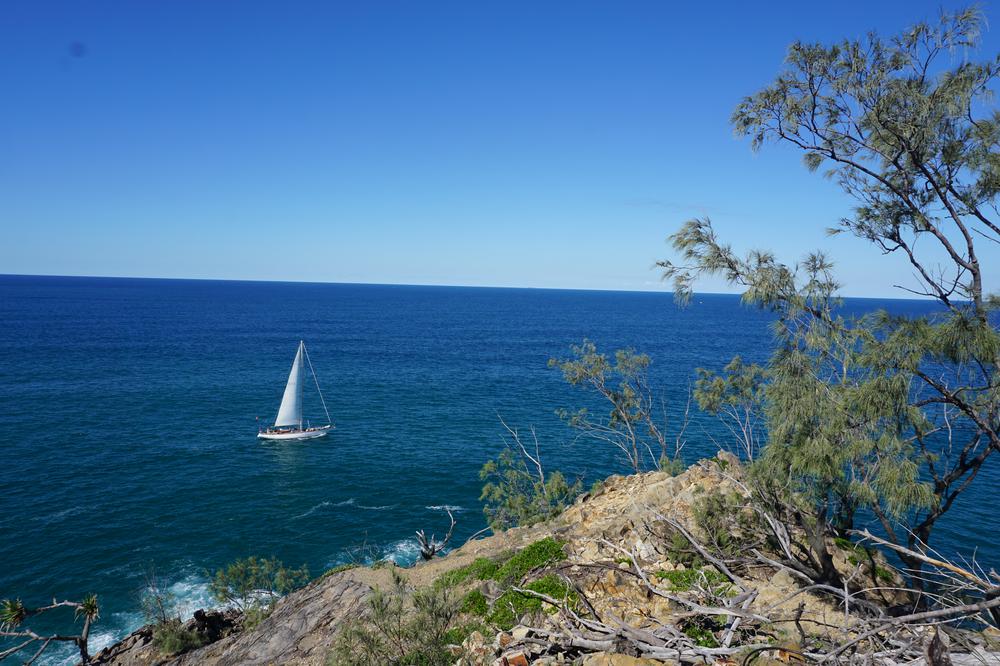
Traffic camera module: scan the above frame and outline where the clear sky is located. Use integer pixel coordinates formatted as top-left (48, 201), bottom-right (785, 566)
top-left (3, 1), bottom-right (999, 297)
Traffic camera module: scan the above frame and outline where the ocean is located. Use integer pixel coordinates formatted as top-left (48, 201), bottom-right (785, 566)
top-left (1, 275), bottom-right (997, 664)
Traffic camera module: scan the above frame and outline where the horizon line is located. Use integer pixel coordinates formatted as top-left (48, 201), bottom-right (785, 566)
top-left (0, 272), bottom-right (938, 302)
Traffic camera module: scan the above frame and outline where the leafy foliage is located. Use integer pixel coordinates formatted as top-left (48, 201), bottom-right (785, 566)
top-left (479, 425), bottom-right (582, 531)
top-left (152, 618), bottom-right (207, 656)
top-left (435, 557), bottom-right (501, 589)
top-left (694, 356), bottom-right (767, 459)
top-left (435, 539), bottom-right (566, 591)
top-left (329, 569), bottom-right (461, 666)
top-left (321, 563), bottom-right (360, 580)
top-left (460, 589), bottom-right (488, 616)
top-left (209, 556), bottom-right (309, 627)
top-left (486, 575), bottom-right (577, 630)
top-left (0, 598), bottom-right (26, 629)
top-left (550, 340), bottom-right (687, 473)
top-left (660, 6), bottom-right (1000, 583)
top-left (681, 617), bottom-right (721, 648)
top-left (690, 490), bottom-right (764, 561)
top-left (492, 538), bottom-right (567, 584)
top-left (654, 567), bottom-right (731, 597)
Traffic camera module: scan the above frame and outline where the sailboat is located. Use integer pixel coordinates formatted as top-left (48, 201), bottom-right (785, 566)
top-left (258, 340), bottom-right (334, 441)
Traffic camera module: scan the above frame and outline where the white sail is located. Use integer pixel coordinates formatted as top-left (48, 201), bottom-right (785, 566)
top-left (274, 341), bottom-right (305, 428)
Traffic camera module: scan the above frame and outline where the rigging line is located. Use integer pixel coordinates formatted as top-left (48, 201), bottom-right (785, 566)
top-left (302, 342), bottom-right (332, 425)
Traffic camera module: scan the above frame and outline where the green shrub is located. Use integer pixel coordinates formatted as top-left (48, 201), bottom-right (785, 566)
top-left (654, 567), bottom-right (728, 592)
top-left (321, 563), bottom-right (359, 580)
top-left (442, 621), bottom-right (488, 646)
top-left (480, 447), bottom-right (583, 531)
top-left (152, 619), bottom-right (207, 656)
top-left (841, 543), bottom-right (896, 583)
top-left (329, 569), bottom-right (461, 666)
top-left (209, 556), bottom-right (309, 627)
top-left (460, 589), bottom-right (488, 616)
top-left (690, 490), bottom-right (759, 559)
top-left (486, 574), bottom-right (577, 630)
top-left (683, 621), bottom-right (720, 648)
top-left (435, 557), bottom-right (500, 589)
top-left (659, 455), bottom-right (687, 476)
top-left (665, 530), bottom-right (701, 567)
top-left (492, 538), bottom-right (566, 584)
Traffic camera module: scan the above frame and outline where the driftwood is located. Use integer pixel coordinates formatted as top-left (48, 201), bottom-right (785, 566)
top-left (493, 502), bottom-right (1000, 666)
top-left (416, 508), bottom-right (456, 560)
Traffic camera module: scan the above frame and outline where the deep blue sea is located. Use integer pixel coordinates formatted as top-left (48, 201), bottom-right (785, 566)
top-left (1, 275), bottom-right (997, 664)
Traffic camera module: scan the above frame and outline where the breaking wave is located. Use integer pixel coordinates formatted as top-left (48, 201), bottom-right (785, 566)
top-left (425, 504), bottom-right (466, 513)
top-left (294, 498), bottom-right (395, 519)
top-left (381, 539), bottom-right (422, 566)
top-left (31, 574), bottom-right (216, 666)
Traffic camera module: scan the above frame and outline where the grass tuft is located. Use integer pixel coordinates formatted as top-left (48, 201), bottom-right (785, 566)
top-left (492, 538), bottom-right (566, 584)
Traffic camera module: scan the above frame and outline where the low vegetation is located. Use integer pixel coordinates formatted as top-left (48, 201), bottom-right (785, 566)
top-left (151, 618), bottom-right (207, 656)
top-left (140, 568), bottom-right (205, 657)
top-left (321, 563), bottom-right (360, 580)
top-left (479, 419), bottom-right (582, 531)
top-left (486, 574), bottom-right (578, 630)
top-left (209, 556), bottom-right (309, 629)
top-left (328, 568), bottom-right (461, 666)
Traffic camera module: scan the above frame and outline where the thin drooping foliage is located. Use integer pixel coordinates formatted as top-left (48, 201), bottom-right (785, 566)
top-left (329, 568), bottom-right (462, 666)
top-left (693, 356), bottom-right (766, 460)
top-left (209, 556), bottom-right (309, 629)
top-left (550, 340), bottom-right (688, 474)
top-left (661, 7), bottom-right (1000, 583)
top-left (479, 417), bottom-right (583, 530)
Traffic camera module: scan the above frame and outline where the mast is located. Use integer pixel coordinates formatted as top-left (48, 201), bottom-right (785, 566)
top-left (302, 342), bottom-right (332, 426)
top-left (274, 341), bottom-right (305, 429)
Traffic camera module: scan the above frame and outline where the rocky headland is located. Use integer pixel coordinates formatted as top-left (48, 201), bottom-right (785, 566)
top-left (86, 455), bottom-right (1000, 666)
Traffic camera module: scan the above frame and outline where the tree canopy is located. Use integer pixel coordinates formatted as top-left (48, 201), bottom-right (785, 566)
top-left (661, 7), bottom-right (1000, 580)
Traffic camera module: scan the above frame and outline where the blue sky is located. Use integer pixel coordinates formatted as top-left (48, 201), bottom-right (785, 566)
top-left (2, 1), bottom-right (999, 297)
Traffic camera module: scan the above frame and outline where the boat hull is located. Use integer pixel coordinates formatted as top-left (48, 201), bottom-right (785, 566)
top-left (257, 425), bottom-right (333, 441)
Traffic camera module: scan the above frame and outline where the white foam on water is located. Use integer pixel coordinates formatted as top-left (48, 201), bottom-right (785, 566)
top-left (293, 500), bottom-right (333, 519)
top-left (327, 537), bottom-right (425, 569)
top-left (168, 574), bottom-right (221, 619)
top-left (88, 623), bottom-right (135, 655)
top-left (425, 504), bottom-right (466, 513)
top-left (355, 502), bottom-right (396, 511)
top-left (295, 498), bottom-right (396, 517)
top-left (293, 497), bottom-right (395, 519)
top-left (30, 610), bottom-right (144, 666)
top-left (382, 539), bottom-right (422, 566)
top-left (24, 573), bottom-right (221, 665)
top-left (31, 505), bottom-right (88, 525)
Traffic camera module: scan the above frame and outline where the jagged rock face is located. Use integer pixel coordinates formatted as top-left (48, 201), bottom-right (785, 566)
top-left (87, 458), bottom-right (754, 665)
top-left (88, 610), bottom-right (243, 666)
top-left (88, 577), bottom-right (370, 666)
top-left (87, 454), bottom-right (953, 666)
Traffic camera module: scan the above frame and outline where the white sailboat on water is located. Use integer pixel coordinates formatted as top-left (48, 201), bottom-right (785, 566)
top-left (258, 340), bottom-right (334, 441)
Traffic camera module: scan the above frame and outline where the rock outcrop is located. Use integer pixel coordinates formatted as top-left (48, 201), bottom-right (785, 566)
top-left (86, 456), bottom-right (1000, 665)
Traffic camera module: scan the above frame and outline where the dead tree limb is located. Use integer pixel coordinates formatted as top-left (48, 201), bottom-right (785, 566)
top-left (416, 508), bottom-right (456, 560)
